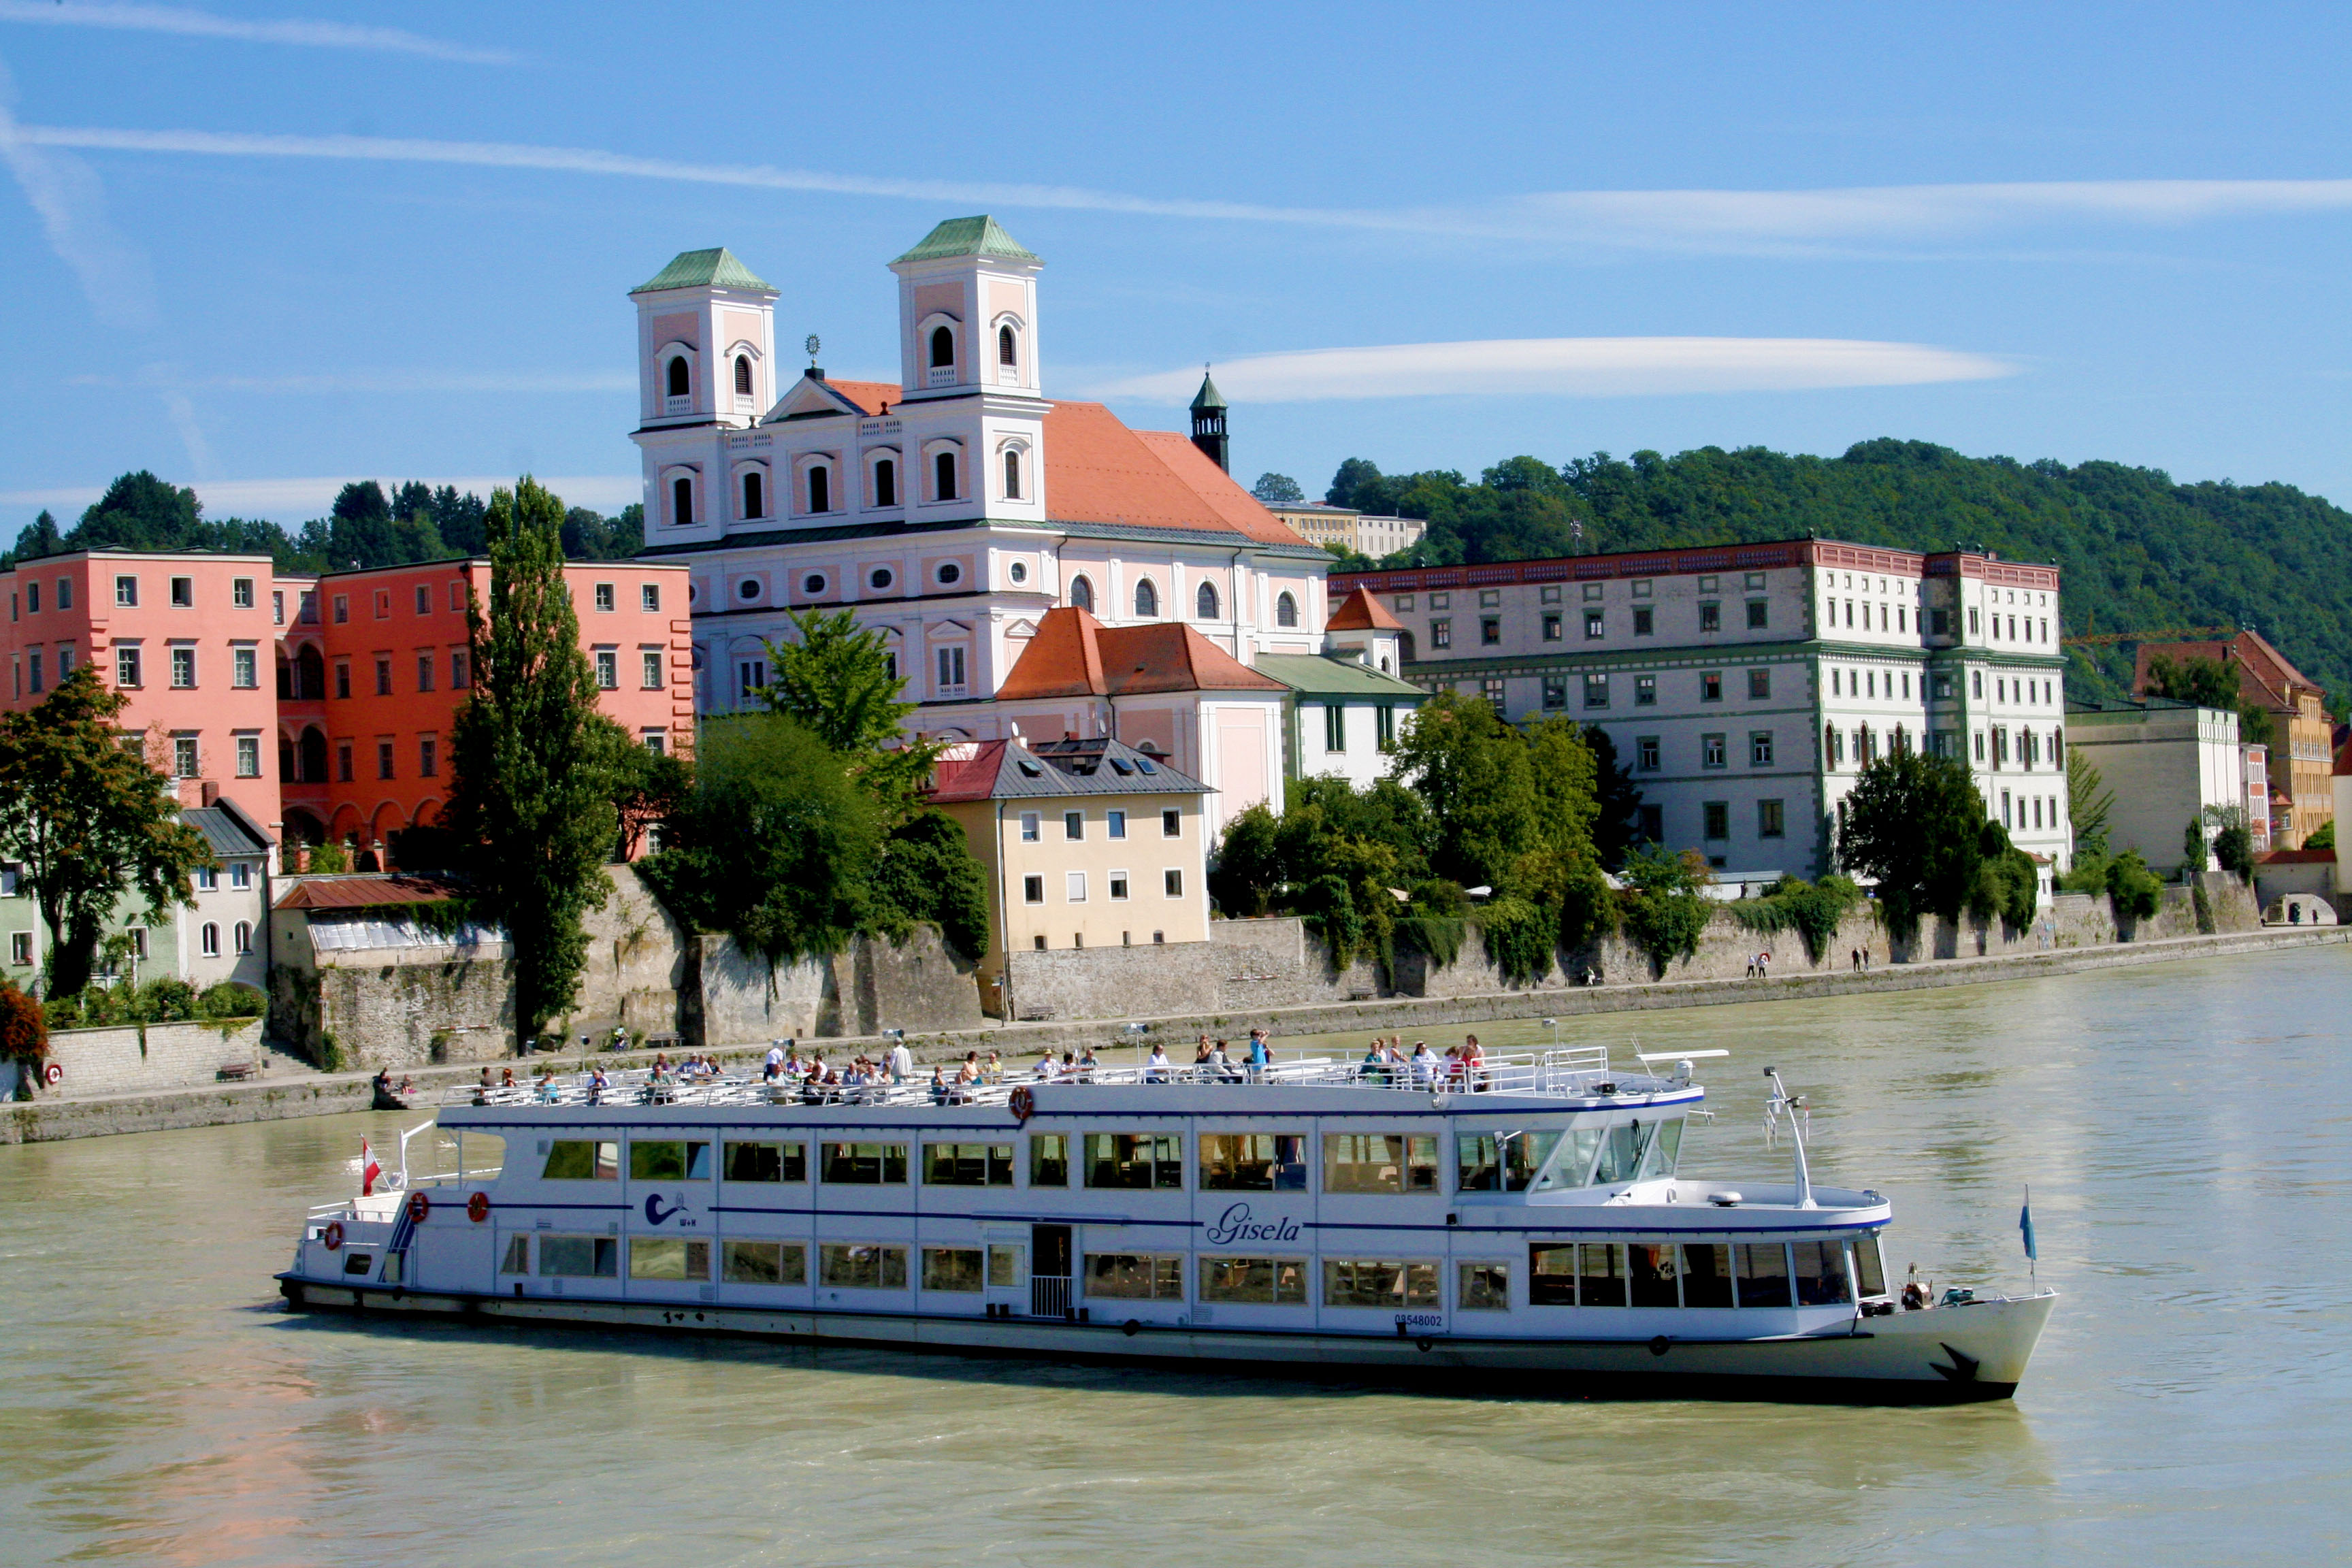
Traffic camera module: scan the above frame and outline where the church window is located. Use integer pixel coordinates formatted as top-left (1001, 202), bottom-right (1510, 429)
top-left (1196, 582), bottom-right (1220, 620)
top-left (671, 476), bottom-right (693, 527)
top-left (742, 472), bottom-right (764, 519)
top-left (930, 325), bottom-right (955, 370)
top-left (734, 355), bottom-right (753, 396)
top-left (1134, 579), bottom-right (1159, 619)
top-left (666, 357), bottom-right (690, 398)
top-left (1004, 450), bottom-right (1022, 500)
top-left (1275, 591), bottom-right (1299, 629)
top-left (934, 451), bottom-right (958, 502)
top-left (999, 325), bottom-right (1017, 367)
top-left (808, 466), bottom-right (830, 514)
top-left (802, 574), bottom-right (828, 598)
top-left (873, 458), bottom-right (897, 508)
top-left (936, 562), bottom-right (962, 586)
top-left (868, 568), bottom-right (894, 591)
top-left (1070, 575), bottom-right (1095, 612)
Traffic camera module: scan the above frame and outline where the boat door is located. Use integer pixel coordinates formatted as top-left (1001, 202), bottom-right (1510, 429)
top-left (1032, 1224), bottom-right (1073, 1318)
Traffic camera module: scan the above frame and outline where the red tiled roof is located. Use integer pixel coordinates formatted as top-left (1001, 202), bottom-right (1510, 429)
top-left (1326, 585), bottom-right (1403, 632)
top-left (826, 379), bottom-right (902, 416)
top-left (928, 740), bottom-right (1011, 803)
top-left (2134, 630), bottom-right (2321, 713)
top-left (1039, 403), bottom-right (1303, 544)
top-left (274, 874), bottom-right (458, 911)
top-left (995, 606), bottom-right (1286, 701)
top-left (2335, 737), bottom-right (2352, 778)
top-left (2257, 847), bottom-right (2336, 864)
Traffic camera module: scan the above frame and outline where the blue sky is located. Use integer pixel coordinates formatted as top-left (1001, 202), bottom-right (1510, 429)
top-left (3, 1), bottom-right (2350, 528)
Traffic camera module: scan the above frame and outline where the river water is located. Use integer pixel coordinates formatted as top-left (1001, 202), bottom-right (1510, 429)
top-left (3, 945), bottom-right (2347, 1565)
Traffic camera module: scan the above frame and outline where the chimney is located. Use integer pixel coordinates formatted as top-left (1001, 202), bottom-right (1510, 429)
top-left (200, 781), bottom-right (220, 807)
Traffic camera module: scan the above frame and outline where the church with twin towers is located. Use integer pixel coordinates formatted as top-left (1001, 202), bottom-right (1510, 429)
top-left (627, 216), bottom-right (1409, 834)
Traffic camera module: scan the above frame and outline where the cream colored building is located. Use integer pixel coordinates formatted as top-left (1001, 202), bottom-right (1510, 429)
top-left (928, 736), bottom-right (1213, 1002)
top-left (1262, 502), bottom-right (1427, 561)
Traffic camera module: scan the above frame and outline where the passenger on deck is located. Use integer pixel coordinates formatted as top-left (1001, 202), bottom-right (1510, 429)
top-left (587, 1066), bottom-right (608, 1105)
top-left (764, 1043), bottom-right (785, 1081)
top-left (1060, 1050), bottom-right (1078, 1080)
top-left (1361, 1041), bottom-right (1390, 1084)
top-left (1077, 1046), bottom-right (1100, 1080)
top-left (1247, 1033), bottom-right (1271, 1077)
top-left (1463, 1034), bottom-right (1488, 1091)
top-left (956, 1052), bottom-right (982, 1089)
top-left (501, 1066), bottom-right (517, 1088)
top-left (1192, 1040), bottom-right (1215, 1073)
top-left (651, 1053), bottom-right (670, 1083)
top-left (1211, 1040), bottom-right (1243, 1081)
top-left (1409, 1041), bottom-right (1440, 1087)
top-left (1145, 1044), bottom-right (1173, 1082)
top-left (1035, 1047), bottom-right (1058, 1080)
top-left (888, 1039), bottom-right (914, 1083)
top-left (930, 1065), bottom-right (951, 1104)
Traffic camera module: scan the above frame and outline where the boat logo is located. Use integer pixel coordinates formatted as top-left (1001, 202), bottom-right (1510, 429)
top-left (1205, 1203), bottom-right (1301, 1246)
top-left (643, 1194), bottom-right (684, 1226)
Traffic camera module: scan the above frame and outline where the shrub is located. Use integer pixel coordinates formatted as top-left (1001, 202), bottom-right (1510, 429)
top-left (1729, 875), bottom-right (1865, 963)
top-left (0, 981), bottom-right (48, 1065)
top-left (2106, 850), bottom-right (2164, 923)
top-left (1295, 875), bottom-right (1365, 969)
top-left (306, 840), bottom-right (351, 874)
top-left (1393, 913), bottom-right (1466, 968)
top-left (197, 981), bottom-right (266, 1019)
top-left (2213, 823), bottom-right (2255, 881)
top-left (2191, 883), bottom-right (2217, 934)
top-left (1618, 845), bottom-right (1714, 975)
top-left (137, 977), bottom-right (199, 1022)
top-left (1478, 896), bottom-right (1555, 987)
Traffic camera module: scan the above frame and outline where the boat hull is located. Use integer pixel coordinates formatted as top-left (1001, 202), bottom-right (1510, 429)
top-left (276, 1274), bottom-right (2053, 1405)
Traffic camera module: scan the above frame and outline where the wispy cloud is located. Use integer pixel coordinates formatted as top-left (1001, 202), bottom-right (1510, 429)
top-left (0, 69), bottom-right (156, 331)
top-left (16, 121), bottom-right (2352, 252)
top-left (73, 368), bottom-right (636, 394)
top-left (1089, 337), bottom-right (2016, 403)
top-left (0, 2), bottom-right (510, 65)
top-left (1, 473), bottom-right (642, 518)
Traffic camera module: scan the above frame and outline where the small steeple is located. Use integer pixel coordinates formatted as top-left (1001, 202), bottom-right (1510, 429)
top-left (1190, 366), bottom-right (1229, 472)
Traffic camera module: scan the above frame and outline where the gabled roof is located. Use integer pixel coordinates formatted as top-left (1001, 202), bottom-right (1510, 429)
top-left (1253, 653), bottom-right (1426, 700)
top-left (893, 215), bottom-right (1040, 265)
top-left (995, 606), bottom-right (1286, 701)
top-left (772, 374), bottom-right (901, 421)
top-left (274, 873), bottom-right (460, 911)
top-left (632, 247), bottom-right (776, 295)
top-left (2134, 630), bottom-right (2324, 713)
top-left (1326, 585), bottom-right (1404, 632)
top-left (1030, 401), bottom-right (1298, 544)
top-left (182, 804), bottom-right (273, 858)
top-left (928, 736), bottom-right (1211, 803)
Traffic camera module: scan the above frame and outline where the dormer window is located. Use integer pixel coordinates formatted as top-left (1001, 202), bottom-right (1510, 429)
top-left (666, 356), bottom-right (690, 398)
top-left (930, 325), bottom-right (955, 370)
top-left (734, 355), bottom-right (753, 396)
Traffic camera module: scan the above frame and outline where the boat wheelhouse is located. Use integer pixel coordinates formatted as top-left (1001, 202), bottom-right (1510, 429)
top-left (277, 1047), bottom-right (2053, 1401)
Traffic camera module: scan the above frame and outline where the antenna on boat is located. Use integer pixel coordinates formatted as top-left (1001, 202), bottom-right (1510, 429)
top-left (1762, 1067), bottom-right (1814, 1209)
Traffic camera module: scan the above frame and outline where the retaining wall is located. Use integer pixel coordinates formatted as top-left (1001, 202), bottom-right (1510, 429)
top-left (37, 1018), bottom-right (268, 1098)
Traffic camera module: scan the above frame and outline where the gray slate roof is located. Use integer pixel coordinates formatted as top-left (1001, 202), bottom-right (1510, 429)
top-left (930, 736), bottom-right (1212, 802)
top-left (182, 804), bottom-right (272, 859)
top-left (1254, 653), bottom-right (1428, 701)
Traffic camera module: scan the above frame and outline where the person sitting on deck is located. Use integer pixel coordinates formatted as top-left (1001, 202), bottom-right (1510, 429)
top-left (930, 1064), bottom-right (951, 1104)
top-left (1409, 1041), bottom-right (1441, 1088)
top-left (983, 1050), bottom-right (1004, 1084)
top-left (1361, 1041), bottom-right (1390, 1085)
top-left (1145, 1044), bottom-right (1173, 1082)
top-left (1463, 1035), bottom-right (1488, 1090)
top-left (1035, 1047), bottom-right (1058, 1080)
top-left (1077, 1046), bottom-right (1099, 1081)
top-left (587, 1066), bottom-right (608, 1105)
top-left (651, 1053), bottom-right (670, 1083)
top-left (1192, 1040), bottom-right (1215, 1073)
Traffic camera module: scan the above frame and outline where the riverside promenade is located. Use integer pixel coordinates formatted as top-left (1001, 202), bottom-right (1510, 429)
top-left (9, 924), bottom-right (2342, 1145)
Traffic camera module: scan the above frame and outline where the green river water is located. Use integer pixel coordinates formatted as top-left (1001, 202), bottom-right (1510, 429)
top-left (2, 945), bottom-right (2346, 1565)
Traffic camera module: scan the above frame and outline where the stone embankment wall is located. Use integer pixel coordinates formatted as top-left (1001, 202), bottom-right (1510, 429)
top-left (687, 926), bottom-right (985, 1047)
top-left (33, 1019), bottom-right (268, 1098)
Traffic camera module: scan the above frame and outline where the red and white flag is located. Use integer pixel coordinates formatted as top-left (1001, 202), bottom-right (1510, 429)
top-left (361, 1138), bottom-right (381, 1196)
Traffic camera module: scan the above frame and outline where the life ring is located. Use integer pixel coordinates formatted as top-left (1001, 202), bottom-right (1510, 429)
top-left (42, 1062), bottom-right (62, 1087)
top-left (466, 1191), bottom-right (491, 1224)
top-left (322, 1220), bottom-right (345, 1251)
top-left (406, 1190), bottom-right (431, 1224)
top-left (1009, 1085), bottom-right (1034, 1125)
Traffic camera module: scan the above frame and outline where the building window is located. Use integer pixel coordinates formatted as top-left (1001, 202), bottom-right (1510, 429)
top-left (1276, 591), bottom-right (1299, 628)
top-left (370, 657), bottom-right (389, 696)
top-left (116, 646), bottom-right (142, 687)
top-left (1968, 607), bottom-right (1982, 636)
top-left (1748, 668), bottom-right (1770, 700)
top-left (374, 591), bottom-right (390, 619)
top-left (1107, 810), bottom-right (1126, 840)
top-left (1972, 670), bottom-right (1984, 699)
top-left (667, 355), bottom-right (691, 397)
top-left (452, 651), bottom-right (469, 689)
top-left (1061, 870), bottom-right (1086, 904)
top-left (377, 741), bottom-right (395, 780)
top-left (595, 649), bottom-right (618, 689)
top-left (802, 573), bottom-right (829, 599)
top-left (998, 324), bottom-right (1017, 367)
top-left (172, 735), bottom-right (199, 778)
top-left (231, 861), bottom-right (250, 890)
top-left (1541, 676), bottom-right (1566, 710)
top-left (734, 354), bottom-right (753, 396)
top-left (1430, 619), bottom-right (1451, 649)
top-left (1635, 674), bottom-right (1656, 707)
top-left (1480, 589), bottom-right (1501, 608)
top-left (232, 577), bottom-right (254, 608)
top-left (1632, 606), bottom-right (1654, 636)
top-left (1108, 872), bottom-right (1129, 902)
top-left (234, 921), bottom-right (252, 955)
top-left (807, 466), bottom-right (830, 515)
top-left (1394, 595), bottom-right (1414, 612)
top-left (1003, 451), bottom-right (1022, 500)
top-left (1703, 802), bottom-right (1729, 840)
top-left (1479, 678), bottom-right (1505, 710)
top-left (594, 583), bottom-right (615, 612)
top-left (1132, 578), bottom-right (1158, 618)
top-left (1637, 804), bottom-right (1663, 843)
top-left (1323, 703), bottom-right (1348, 753)
top-left (936, 645), bottom-right (966, 693)
top-left (1164, 869), bottom-right (1185, 897)
top-left (1700, 602), bottom-right (1721, 633)
top-left (168, 576), bottom-right (193, 608)
top-left (934, 451), bottom-right (958, 502)
top-left (1058, 810), bottom-right (1083, 843)
top-left (643, 651), bottom-right (664, 689)
top-left (1162, 808), bottom-right (1182, 838)
top-left (1584, 610), bottom-right (1604, 640)
top-left (1430, 593), bottom-right (1448, 610)
top-left (672, 476), bottom-right (693, 527)
top-left (1376, 705), bottom-right (1396, 751)
top-left (1019, 812), bottom-right (1041, 843)
top-left (336, 742), bottom-right (353, 783)
top-left (1066, 574), bottom-right (1095, 612)
top-left (414, 585), bottom-right (431, 616)
top-left (1197, 581), bottom-right (1220, 620)
top-left (1750, 730), bottom-right (1775, 766)
top-left (333, 594), bottom-right (349, 624)
top-left (1541, 613), bottom-right (1562, 642)
top-left (419, 737), bottom-right (438, 778)
top-left (1582, 673), bottom-right (1609, 710)
top-left (1636, 736), bottom-right (1661, 772)
top-left (171, 647), bottom-right (196, 688)
top-left (201, 923), bottom-right (220, 958)
top-left (873, 458), bottom-right (897, 508)
top-left (416, 653), bottom-right (435, 693)
top-left (1701, 672), bottom-right (1722, 702)
top-left (232, 647), bottom-right (257, 689)
top-left (1481, 617), bottom-right (1501, 646)
top-left (235, 734), bottom-right (260, 778)
top-left (641, 583), bottom-right (661, 612)
top-left (929, 324), bottom-right (955, 370)
top-left (1701, 733), bottom-right (1727, 769)
top-left (12, 932), bottom-right (31, 966)
top-left (1747, 600), bottom-right (1768, 630)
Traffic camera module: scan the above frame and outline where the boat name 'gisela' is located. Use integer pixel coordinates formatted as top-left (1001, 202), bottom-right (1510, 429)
top-left (1205, 1203), bottom-right (1302, 1245)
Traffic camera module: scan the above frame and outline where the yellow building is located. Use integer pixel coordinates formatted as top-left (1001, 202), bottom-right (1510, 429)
top-left (2137, 630), bottom-right (2336, 847)
top-left (927, 735), bottom-right (1214, 998)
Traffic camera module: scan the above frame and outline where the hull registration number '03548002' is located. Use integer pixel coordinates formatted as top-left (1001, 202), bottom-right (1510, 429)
top-left (1205, 1203), bottom-right (1303, 1246)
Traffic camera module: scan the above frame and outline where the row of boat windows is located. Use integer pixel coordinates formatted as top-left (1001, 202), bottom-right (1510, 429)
top-left (499, 1235), bottom-right (1884, 1309)
top-left (538, 1124), bottom-right (1686, 1195)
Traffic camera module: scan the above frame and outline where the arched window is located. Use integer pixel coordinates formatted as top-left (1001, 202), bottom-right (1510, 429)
top-left (934, 451), bottom-right (958, 501)
top-left (200, 922), bottom-right (220, 958)
top-left (930, 325), bottom-right (955, 369)
top-left (1134, 578), bottom-right (1159, 618)
top-left (666, 356), bottom-right (690, 397)
top-left (234, 921), bottom-right (252, 954)
top-left (873, 458), bottom-right (896, 508)
top-left (734, 355), bottom-right (753, 396)
top-left (2053, 727), bottom-right (2064, 766)
top-left (741, 471), bottom-right (764, 519)
top-left (1275, 591), bottom-right (1298, 628)
top-left (1196, 581), bottom-right (1220, 619)
top-left (808, 466), bottom-right (830, 514)
top-left (671, 476), bottom-right (693, 527)
top-left (1070, 574), bottom-right (1094, 612)
top-left (1825, 721), bottom-right (1842, 766)
top-left (1003, 450), bottom-right (1022, 500)
top-left (998, 325), bottom-right (1017, 367)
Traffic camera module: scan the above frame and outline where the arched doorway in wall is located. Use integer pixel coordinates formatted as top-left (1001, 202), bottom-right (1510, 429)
top-left (296, 644), bottom-right (325, 700)
top-left (299, 726), bottom-right (327, 783)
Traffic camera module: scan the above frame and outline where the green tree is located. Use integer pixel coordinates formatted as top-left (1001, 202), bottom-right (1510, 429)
top-left (1582, 725), bottom-right (1644, 869)
top-left (1837, 751), bottom-right (1993, 941)
top-left (2180, 818), bottom-right (2210, 875)
top-left (444, 478), bottom-right (619, 1050)
top-left (1252, 473), bottom-right (1304, 504)
top-left (1617, 844), bottom-right (1714, 974)
top-left (762, 608), bottom-right (942, 815)
top-left (2303, 818), bottom-right (2335, 851)
top-left (866, 809), bottom-right (991, 960)
top-left (9, 509), bottom-right (63, 564)
top-left (1209, 801), bottom-right (1284, 917)
top-left (2145, 652), bottom-right (2275, 747)
top-left (2106, 849), bottom-right (2165, 922)
top-left (0, 667), bottom-right (211, 996)
top-left (1389, 691), bottom-right (1542, 887)
top-left (2068, 749), bottom-right (2115, 858)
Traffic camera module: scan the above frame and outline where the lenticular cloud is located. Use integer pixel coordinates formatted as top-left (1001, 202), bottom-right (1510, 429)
top-left (1094, 336), bottom-right (2016, 403)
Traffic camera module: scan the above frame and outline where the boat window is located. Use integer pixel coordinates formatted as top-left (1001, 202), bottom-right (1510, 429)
top-left (629, 1140), bottom-right (712, 1181)
top-left (538, 1236), bottom-right (618, 1277)
top-left (1457, 1262), bottom-right (1510, 1311)
top-left (922, 1247), bottom-right (986, 1292)
top-left (722, 1241), bottom-right (806, 1284)
top-left (821, 1143), bottom-right (909, 1184)
top-left (1527, 1243), bottom-right (1577, 1305)
top-left (1198, 1133), bottom-right (1307, 1190)
top-left (499, 1235), bottom-right (532, 1274)
top-left (541, 1140), bottom-right (619, 1180)
top-left (1085, 1253), bottom-right (1185, 1300)
top-left (1735, 1242), bottom-right (1793, 1308)
top-left (1083, 1132), bottom-right (1183, 1190)
top-left (1459, 1129), bottom-right (1563, 1192)
top-left (1680, 1243), bottom-right (1734, 1307)
top-left (1575, 1242), bottom-right (1629, 1305)
top-left (988, 1245), bottom-right (1024, 1287)
top-left (629, 1238), bottom-right (710, 1281)
top-left (1639, 1118), bottom-right (1684, 1179)
top-left (343, 1254), bottom-right (374, 1277)
top-left (1852, 1234), bottom-right (1888, 1298)
top-left (1792, 1240), bottom-right (1853, 1305)
top-left (925, 1143), bottom-right (1015, 1186)
top-left (1628, 1243), bottom-right (1680, 1307)
top-left (1590, 1122), bottom-right (1651, 1187)
top-left (1199, 1256), bottom-right (1308, 1304)
top-left (1322, 1258), bottom-right (1441, 1309)
top-left (1322, 1133), bottom-right (1439, 1194)
top-left (1029, 1133), bottom-right (1068, 1187)
top-left (723, 1141), bottom-right (806, 1183)
top-left (820, 1244), bottom-right (908, 1290)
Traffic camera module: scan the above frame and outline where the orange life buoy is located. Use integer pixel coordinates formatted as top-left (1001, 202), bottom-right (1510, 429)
top-left (466, 1191), bottom-right (491, 1224)
top-left (406, 1190), bottom-right (431, 1224)
top-left (323, 1220), bottom-right (345, 1251)
top-left (1009, 1085), bottom-right (1034, 1124)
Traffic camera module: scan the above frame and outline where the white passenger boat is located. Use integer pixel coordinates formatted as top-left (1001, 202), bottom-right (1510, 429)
top-left (276, 1047), bottom-right (2054, 1401)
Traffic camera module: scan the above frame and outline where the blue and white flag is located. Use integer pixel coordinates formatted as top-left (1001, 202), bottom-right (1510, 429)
top-left (2019, 1190), bottom-right (2038, 1262)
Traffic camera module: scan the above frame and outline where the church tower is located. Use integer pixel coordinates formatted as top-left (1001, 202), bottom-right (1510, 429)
top-left (628, 247), bottom-right (777, 536)
top-left (1190, 370), bottom-right (1229, 472)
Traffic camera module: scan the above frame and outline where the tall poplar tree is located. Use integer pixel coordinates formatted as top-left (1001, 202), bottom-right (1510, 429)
top-left (446, 478), bottom-right (617, 1051)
